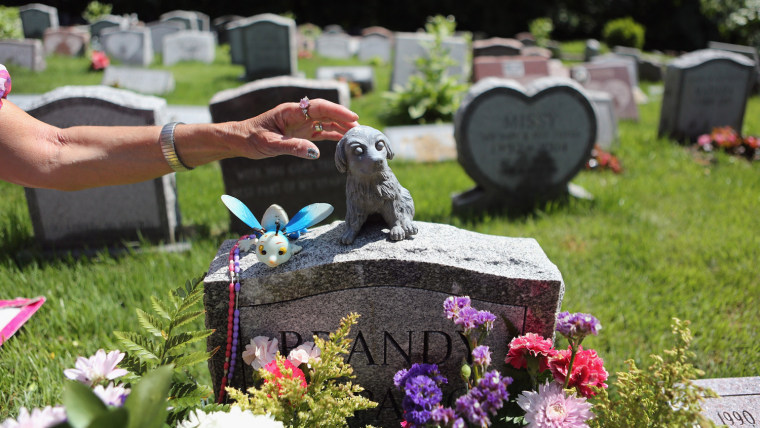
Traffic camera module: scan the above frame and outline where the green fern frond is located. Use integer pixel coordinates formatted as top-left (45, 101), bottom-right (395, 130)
top-left (164, 330), bottom-right (214, 355)
top-left (166, 350), bottom-right (211, 370)
top-left (169, 310), bottom-right (204, 331)
top-left (150, 296), bottom-right (172, 321)
top-left (136, 309), bottom-right (166, 338)
top-left (113, 331), bottom-right (160, 363)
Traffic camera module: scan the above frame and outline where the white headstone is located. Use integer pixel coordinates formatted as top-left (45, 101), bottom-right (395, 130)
top-left (100, 27), bottom-right (154, 67)
top-left (162, 30), bottom-right (215, 66)
top-left (391, 32), bottom-right (469, 90)
top-left (0, 39), bottom-right (46, 71)
top-left (359, 33), bottom-right (392, 63)
top-left (316, 32), bottom-right (353, 59)
top-left (146, 20), bottom-right (184, 55)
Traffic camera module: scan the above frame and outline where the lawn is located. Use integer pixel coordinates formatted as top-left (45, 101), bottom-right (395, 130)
top-left (1, 45), bottom-right (759, 419)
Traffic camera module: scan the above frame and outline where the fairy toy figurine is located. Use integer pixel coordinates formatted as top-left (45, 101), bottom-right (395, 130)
top-left (221, 195), bottom-right (333, 267)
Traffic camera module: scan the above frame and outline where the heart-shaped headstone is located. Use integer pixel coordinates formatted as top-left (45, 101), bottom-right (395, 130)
top-left (455, 77), bottom-right (596, 196)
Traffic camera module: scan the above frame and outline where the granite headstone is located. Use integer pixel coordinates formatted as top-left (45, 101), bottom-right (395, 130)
top-left (89, 15), bottom-right (128, 42)
top-left (391, 32), bottom-right (469, 90)
top-left (694, 377), bottom-right (760, 427)
top-left (146, 20), bottom-right (184, 55)
top-left (42, 26), bottom-right (89, 56)
top-left (159, 10), bottom-right (199, 31)
top-left (358, 32), bottom-right (392, 63)
top-left (658, 49), bottom-right (755, 142)
top-left (100, 27), bottom-right (154, 66)
top-left (591, 53), bottom-right (639, 86)
top-left (708, 40), bottom-right (760, 89)
top-left (212, 15), bottom-right (243, 45)
top-left (19, 3), bottom-right (58, 39)
top-left (572, 62), bottom-right (639, 120)
top-left (226, 14), bottom-right (297, 80)
top-left (473, 56), bottom-right (550, 84)
top-left (473, 37), bottom-right (522, 58)
top-left (584, 39), bottom-right (600, 61)
top-left (24, 85), bottom-right (181, 249)
top-left (316, 66), bottom-right (374, 93)
top-left (204, 221), bottom-right (565, 427)
top-left (586, 90), bottom-right (619, 150)
top-left (453, 77), bottom-right (597, 211)
top-left (162, 30), bottom-right (215, 66)
top-left (316, 32), bottom-right (353, 59)
top-left (0, 39), bottom-right (46, 71)
top-left (209, 76), bottom-right (350, 234)
top-left (383, 124), bottom-right (457, 162)
top-left (102, 66), bottom-right (175, 95)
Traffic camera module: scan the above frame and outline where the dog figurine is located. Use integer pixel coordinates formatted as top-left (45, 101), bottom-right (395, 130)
top-left (335, 125), bottom-right (418, 245)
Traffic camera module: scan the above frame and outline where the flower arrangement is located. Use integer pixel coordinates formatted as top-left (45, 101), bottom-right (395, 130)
top-left (696, 126), bottom-right (760, 161)
top-left (585, 145), bottom-right (623, 174)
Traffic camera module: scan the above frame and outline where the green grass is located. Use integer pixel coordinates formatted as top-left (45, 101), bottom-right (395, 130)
top-left (2, 43), bottom-right (760, 419)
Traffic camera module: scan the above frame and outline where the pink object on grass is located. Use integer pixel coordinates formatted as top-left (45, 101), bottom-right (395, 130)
top-left (0, 297), bottom-right (45, 346)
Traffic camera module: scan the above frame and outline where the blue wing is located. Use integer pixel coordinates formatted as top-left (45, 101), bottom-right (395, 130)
top-left (285, 203), bottom-right (334, 234)
top-left (221, 195), bottom-right (263, 231)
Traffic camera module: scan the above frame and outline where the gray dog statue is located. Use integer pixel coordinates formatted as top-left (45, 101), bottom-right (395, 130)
top-left (335, 125), bottom-right (417, 244)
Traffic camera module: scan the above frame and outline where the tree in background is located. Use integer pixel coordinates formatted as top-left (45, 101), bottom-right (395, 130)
top-left (0, 6), bottom-right (22, 39)
top-left (701, 0), bottom-right (760, 48)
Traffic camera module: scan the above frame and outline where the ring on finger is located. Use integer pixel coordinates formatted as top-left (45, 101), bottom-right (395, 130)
top-left (314, 121), bottom-right (323, 132)
top-left (299, 96), bottom-right (310, 119)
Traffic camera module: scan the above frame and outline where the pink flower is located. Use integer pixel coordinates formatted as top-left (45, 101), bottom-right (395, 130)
top-left (745, 136), bottom-right (759, 149)
top-left (63, 349), bottom-right (128, 387)
top-left (697, 134), bottom-right (712, 146)
top-left (91, 50), bottom-right (110, 71)
top-left (517, 381), bottom-right (594, 428)
top-left (92, 382), bottom-right (130, 407)
top-left (548, 346), bottom-right (608, 398)
top-left (242, 336), bottom-right (279, 370)
top-left (287, 341), bottom-right (321, 367)
top-left (505, 333), bottom-right (557, 372)
top-left (0, 406), bottom-right (67, 428)
top-left (264, 359), bottom-right (307, 396)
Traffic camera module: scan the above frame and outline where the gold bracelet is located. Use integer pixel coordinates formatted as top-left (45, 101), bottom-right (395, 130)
top-left (159, 121), bottom-right (193, 172)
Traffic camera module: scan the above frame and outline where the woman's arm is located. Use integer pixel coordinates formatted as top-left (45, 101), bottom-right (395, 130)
top-left (0, 98), bottom-right (358, 191)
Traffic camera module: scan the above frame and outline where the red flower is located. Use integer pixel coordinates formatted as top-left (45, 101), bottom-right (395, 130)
top-left (745, 136), bottom-right (760, 149)
top-left (548, 346), bottom-right (608, 398)
top-left (505, 333), bottom-right (557, 372)
top-left (263, 359), bottom-right (307, 395)
top-left (91, 51), bottom-right (110, 71)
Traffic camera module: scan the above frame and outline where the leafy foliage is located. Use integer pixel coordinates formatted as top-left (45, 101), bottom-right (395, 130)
top-left (602, 17), bottom-right (645, 49)
top-left (55, 365), bottom-right (172, 428)
top-left (528, 17), bottom-right (554, 47)
top-left (82, 1), bottom-right (113, 24)
top-left (589, 319), bottom-right (718, 428)
top-left (229, 313), bottom-right (377, 427)
top-left (0, 6), bottom-right (22, 40)
top-left (113, 275), bottom-right (220, 425)
top-left (384, 15), bottom-right (468, 124)
top-left (700, 0), bottom-right (760, 48)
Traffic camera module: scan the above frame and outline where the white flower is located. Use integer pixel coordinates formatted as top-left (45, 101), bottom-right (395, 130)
top-left (177, 407), bottom-right (284, 428)
top-left (92, 382), bottom-right (130, 407)
top-left (63, 349), bottom-right (128, 386)
top-left (287, 341), bottom-right (321, 367)
top-left (0, 406), bottom-right (67, 428)
top-left (242, 336), bottom-right (279, 370)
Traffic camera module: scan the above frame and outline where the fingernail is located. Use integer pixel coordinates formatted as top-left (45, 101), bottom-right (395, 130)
top-left (307, 148), bottom-right (319, 159)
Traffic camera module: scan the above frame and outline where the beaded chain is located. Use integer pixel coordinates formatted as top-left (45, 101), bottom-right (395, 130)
top-left (217, 235), bottom-right (248, 403)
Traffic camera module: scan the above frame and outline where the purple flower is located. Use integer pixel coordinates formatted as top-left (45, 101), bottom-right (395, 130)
top-left (63, 349), bottom-right (128, 387)
top-left (431, 406), bottom-right (458, 424)
top-left (402, 375), bottom-right (443, 425)
top-left (516, 381), bottom-right (594, 427)
top-left (556, 312), bottom-right (602, 342)
top-left (1, 406), bottom-right (66, 428)
top-left (455, 371), bottom-right (512, 426)
top-left (394, 363), bottom-right (447, 389)
top-left (92, 383), bottom-right (131, 407)
top-left (472, 346), bottom-right (492, 367)
top-left (443, 296), bottom-right (471, 319)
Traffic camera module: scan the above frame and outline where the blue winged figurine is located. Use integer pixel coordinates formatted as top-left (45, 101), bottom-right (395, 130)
top-left (221, 195), bottom-right (333, 267)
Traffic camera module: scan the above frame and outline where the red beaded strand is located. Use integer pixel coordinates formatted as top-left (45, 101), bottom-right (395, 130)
top-left (217, 235), bottom-right (248, 403)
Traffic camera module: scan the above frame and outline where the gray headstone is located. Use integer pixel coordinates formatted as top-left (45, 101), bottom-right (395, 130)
top-left (694, 377), bottom-right (760, 427)
top-left (473, 37), bottom-right (523, 57)
top-left (315, 32), bottom-right (353, 59)
top-left (89, 15), bottom-right (128, 41)
top-left (584, 39), bottom-right (600, 62)
top-left (391, 32), bottom-right (469, 90)
top-left (324, 24), bottom-right (344, 34)
top-left (453, 77), bottom-right (596, 211)
top-left (226, 14), bottom-right (297, 81)
top-left (24, 85), bottom-right (180, 249)
top-left (586, 90), bottom-right (619, 150)
top-left (316, 65), bottom-right (374, 93)
top-left (708, 40), bottom-right (760, 89)
top-left (102, 66), bottom-right (175, 95)
top-left (208, 76), bottom-right (350, 234)
top-left (19, 3), bottom-right (58, 39)
top-left (212, 15), bottom-right (243, 45)
top-left (571, 62), bottom-right (639, 121)
top-left (43, 26), bottom-right (89, 56)
top-left (100, 27), bottom-right (154, 67)
top-left (383, 123), bottom-right (457, 162)
top-left (0, 39), bottom-right (46, 71)
top-left (162, 30), bottom-right (215, 66)
top-left (146, 20), bottom-right (184, 55)
top-left (358, 33), bottom-right (392, 63)
top-left (204, 220), bottom-right (565, 427)
top-left (658, 49), bottom-right (755, 142)
top-left (639, 56), bottom-right (664, 82)
top-left (159, 10), bottom-right (199, 31)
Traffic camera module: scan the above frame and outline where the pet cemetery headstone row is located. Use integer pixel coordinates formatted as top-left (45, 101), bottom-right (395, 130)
top-left (205, 221), bottom-right (565, 427)
top-left (658, 49), bottom-right (755, 142)
top-left (209, 76), bottom-right (350, 234)
top-left (453, 77), bottom-right (597, 213)
top-left (24, 85), bottom-right (181, 250)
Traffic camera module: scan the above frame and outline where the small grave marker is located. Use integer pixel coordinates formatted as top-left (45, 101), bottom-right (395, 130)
top-left (0, 39), bottom-right (46, 71)
top-left (315, 32), bottom-right (353, 59)
top-left (146, 20), bottom-right (184, 55)
top-left (316, 65), bottom-right (374, 93)
top-left (19, 3), bottom-right (58, 39)
top-left (572, 62), bottom-right (639, 120)
top-left (358, 32), bottom-right (392, 63)
top-left (694, 377), bottom-right (760, 427)
top-left (162, 30), bottom-right (215, 66)
top-left (205, 221), bottom-right (565, 427)
top-left (658, 49), bottom-right (755, 142)
top-left (100, 27), bottom-right (154, 67)
top-left (453, 77), bottom-right (596, 212)
top-left (383, 124), bottom-right (457, 162)
top-left (102, 66), bottom-right (175, 95)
